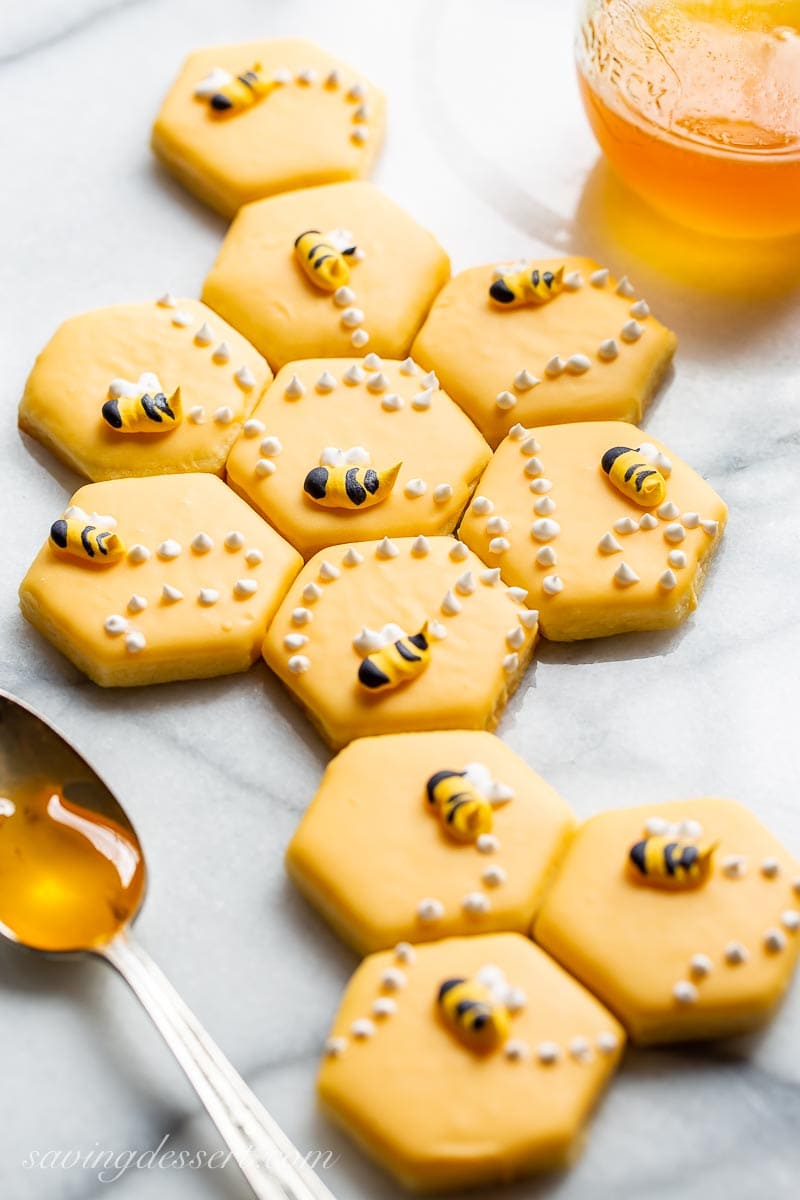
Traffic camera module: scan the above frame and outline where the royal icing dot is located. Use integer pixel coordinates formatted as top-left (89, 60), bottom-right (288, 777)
top-left (288, 655), bottom-right (311, 674)
top-left (125, 631), bottom-right (146, 654)
top-left (234, 579), bottom-right (258, 597)
top-left (157, 540), bottom-right (181, 559)
top-left (127, 595), bottom-right (147, 613)
top-left (198, 589), bottom-right (219, 606)
top-left (417, 898), bottom-right (444, 922)
top-left (191, 532), bottom-right (214, 554)
top-left (243, 419), bottom-right (266, 437)
top-left (104, 615), bottom-right (128, 636)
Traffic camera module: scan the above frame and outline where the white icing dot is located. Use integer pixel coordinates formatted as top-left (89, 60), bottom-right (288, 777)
top-left (297, 66), bottom-right (317, 84)
top-left (664, 523), bottom-right (686, 544)
top-left (614, 562), bottom-right (640, 586)
top-left (381, 967), bottom-right (407, 992)
top-left (542, 575), bottom-right (564, 596)
top-left (282, 374), bottom-right (304, 400)
top-left (477, 834), bottom-right (500, 854)
top-left (316, 371), bottom-right (337, 394)
top-left (520, 436), bottom-right (541, 455)
top-left (596, 1031), bottom-right (619, 1054)
top-left (537, 1041), bottom-right (561, 1064)
top-left (288, 655), bottom-right (311, 675)
top-left (319, 560), bottom-right (340, 581)
top-left (631, 299), bottom-right (650, 317)
top-left (590, 268), bottom-right (610, 287)
top-left (433, 484), bottom-right (453, 503)
top-left (417, 898), bottom-right (444, 922)
top-left (765, 928), bottom-right (787, 953)
top-left (363, 353), bottom-right (382, 370)
top-left (243, 419), bottom-right (266, 438)
top-left (620, 316), bottom-right (645, 343)
top-left (508, 423), bottom-right (528, 441)
top-left (472, 496), bottom-right (494, 515)
top-left (125, 631), bottom-right (146, 654)
top-left (598, 338), bottom-right (619, 361)
top-left (721, 854), bottom-right (747, 878)
top-left (194, 321), bottom-right (214, 346)
top-left (569, 1036), bottom-right (593, 1062)
top-left (224, 531), bottom-right (245, 550)
top-left (659, 569), bottom-right (677, 590)
top-left (376, 537), bottom-right (398, 559)
top-left (171, 311), bottom-right (192, 327)
top-left (496, 390), bottom-right (517, 411)
top-left (701, 519), bottom-right (719, 536)
top-left (341, 307), bottom-right (364, 328)
top-left (127, 595), bottom-right (147, 613)
top-left (104, 615), bottom-right (128, 636)
top-left (441, 590), bottom-right (462, 616)
top-left (212, 342), bottom-right (231, 364)
top-left (372, 997), bottom-right (396, 1018)
top-left (411, 536), bottom-right (430, 557)
top-left (462, 892), bottom-right (490, 915)
top-left (351, 1018), bottom-right (375, 1039)
top-left (530, 478), bottom-right (552, 494)
top-left (342, 364), bottom-right (366, 386)
top-left (381, 393), bottom-right (403, 412)
top-left (598, 532), bottom-right (623, 554)
top-left (366, 371), bottom-right (389, 394)
top-left (531, 518), bottom-right (560, 542)
top-left (519, 609), bottom-right (539, 629)
top-left (128, 544), bottom-right (150, 564)
top-left (333, 286), bottom-right (356, 307)
top-left (412, 388), bottom-right (433, 411)
top-left (563, 271), bottom-right (582, 290)
top-left (781, 910), bottom-right (800, 931)
top-left (234, 579), bottom-right (258, 598)
top-left (673, 980), bottom-right (698, 1004)
top-left (486, 516), bottom-right (510, 534)
top-left (566, 354), bottom-right (592, 375)
top-left (394, 942), bottom-right (416, 963)
top-left (725, 942), bottom-right (749, 965)
top-left (503, 652), bottom-right (520, 672)
top-left (190, 407), bottom-right (208, 426)
top-left (616, 275), bottom-right (636, 298)
top-left (284, 633), bottom-right (308, 650)
top-left (198, 589), bottom-right (219, 606)
top-left (639, 513), bottom-right (659, 530)
top-left (428, 620), bottom-right (448, 641)
top-left (534, 496), bottom-right (556, 516)
top-left (524, 458), bottom-right (543, 478)
top-left (614, 517), bottom-right (639, 535)
top-left (668, 550), bottom-right (688, 568)
top-left (156, 292), bottom-right (177, 308)
top-left (450, 542), bottom-right (469, 562)
top-left (514, 369), bottom-right (540, 391)
top-left (761, 858), bottom-right (781, 878)
top-left (658, 500), bottom-right (680, 520)
top-left (482, 865), bottom-right (506, 887)
top-left (480, 568), bottom-right (501, 585)
top-left (157, 540), bottom-right (181, 560)
top-left (544, 355), bottom-right (565, 378)
top-left (507, 587), bottom-right (528, 603)
top-left (303, 583), bottom-right (323, 603)
top-left (682, 512), bottom-right (700, 529)
top-left (455, 571), bottom-right (476, 595)
top-left (506, 626), bottom-right (525, 650)
top-left (255, 460), bottom-right (275, 478)
top-left (324, 1037), bottom-right (347, 1058)
top-left (690, 954), bottom-right (713, 978)
top-left (489, 537), bottom-right (510, 554)
top-left (397, 358), bottom-right (417, 377)
top-left (504, 1039), bottom-right (530, 1061)
top-left (191, 532), bottom-right (213, 554)
top-left (234, 365), bottom-right (256, 391)
top-left (260, 436), bottom-right (282, 456)
top-left (161, 584), bottom-right (183, 603)
top-left (351, 329), bottom-right (370, 348)
top-left (343, 547), bottom-right (364, 566)
top-left (214, 407), bottom-right (234, 425)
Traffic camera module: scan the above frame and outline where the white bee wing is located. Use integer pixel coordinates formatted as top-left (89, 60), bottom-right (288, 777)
top-left (352, 627), bottom-right (386, 655)
top-left (108, 377), bottom-right (140, 398)
top-left (326, 227), bottom-right (357, 254)
top-left (88, 512), bottom-right (118, 530)
top-left (137, 372), bottom-right (162, 393)
top-left (488, 781), bottom-right (515, 807)
top-left (63, 505), bottom-right (89, 522)
top-left (380, 623), bottom-right (407, 644)
top-left (462, 761), bottom-right (494, 798)
top-left (194, 67), bottom-right (233, 98)
top-left (320, 446), bottom-right (346, 467)
top-left (343, 446), bottom-right (371, 466)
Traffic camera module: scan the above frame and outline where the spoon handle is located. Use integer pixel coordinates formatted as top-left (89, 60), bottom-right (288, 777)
top-left (101, 931), bottom-right (337, 1200)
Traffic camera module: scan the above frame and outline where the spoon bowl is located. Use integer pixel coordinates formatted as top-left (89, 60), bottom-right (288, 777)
top-left (0, 690), bottom-right (335, 1200)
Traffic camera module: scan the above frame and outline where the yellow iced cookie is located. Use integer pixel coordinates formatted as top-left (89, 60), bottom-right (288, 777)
top-left (19, 298), bottom-right (270, 482)
top-left (225, 355), bottom-right (491, 558)
top-left (202, 181), bottom-right (450, 369)
top-left (318, 933), bottom-right (624, 1191)
top-left (535, 800), bottom-right (800, 1045)
top-left (287, 731), bottom-right (575, 954)
top-left (412, 258), bottom-right (677, 447)
top-left (459, 420), bottom-right (727, 641)
top-left (19, 474), bottom-right (301, 687)
top-left (152, 39), bottom-right (386, 218)
top-left (262, 536), bottom-right (538, 749)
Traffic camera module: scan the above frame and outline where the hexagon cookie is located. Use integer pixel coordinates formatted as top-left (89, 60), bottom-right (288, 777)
top-left (19, 298), bottom-right (270, 482)
top-left (287, 731), bottom-right (575, 953)
top-left (202, 181), bottom-right (450, 369)
top-left (318, 932), bottom-right (624, 1190)
top-left (535, 799), bottom-right (800, 1045)
top-left (459, 421), bottom-right (726, 641)
top-left (262, 537), bottom-right (538, 749)
top-left (412, 257), bottom-right (677, 447)
top-left (226, 356), bottom-right (491, 558)
top-left (152, 39), bottom-right (386, 218)
top-left (19, 474), bottom-right (301, 686)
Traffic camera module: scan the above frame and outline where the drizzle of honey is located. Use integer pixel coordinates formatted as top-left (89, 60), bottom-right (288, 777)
top-left (0, 784), bottom-right (145, 952)
top-left (577, 1), bottom-right (800, 236)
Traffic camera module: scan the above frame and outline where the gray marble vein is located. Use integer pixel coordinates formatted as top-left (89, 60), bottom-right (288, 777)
top-left (1, 1), bottom-right (800, 1198)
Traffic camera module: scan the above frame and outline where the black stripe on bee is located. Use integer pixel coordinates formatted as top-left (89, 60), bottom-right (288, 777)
top-left (601, 446), bottom-right (630, 474)
top-left (345, 467), bottom-right (367, 506)
top-left (303, 467), bottom-right (329, 500)
top-left (101, 398), bottom-right (123, 428)
top-left (395, 641), bottom-right (422, 663)
top-left (295, 230), bottom-right (321, 247)
top-left (629, 840), bottom-right (647, 874)
top-left (543, 271), bottom-right (554, 286)
top-left (210, 94), bottom-right (233, 111)
top-left (363, 469), bottom-right (379, 495)
top-left (80, 525), bottom-right (97, 557)
top-left (96, 531), bottom-right (113, 554)
top-left (531, 270), bottom-right (540, 286)
top-left (663, 842), bottom-right (680, 875)
top-left (445, 796), bottom-right (471, 824)
top-left (634, 468), bottom-right (655, 491)
top-left (488, 279), bottom-right (515, 305)
top-left (438, 978), bottom-right (464, 1000)
top-left (239, 71), bottom-right (258, 88)
top-left (358, 658), bottom-right (392, 690)
top-left (408, 630), bottom-right (428, 651)
top-left (141, 393), bottom-right (165, 423)
top-left (308, 243), bottom-right (328, 260)
top-left (50, 519), bottom-right (68, 548)
top-left (426, 769), bottom-right (463, 805)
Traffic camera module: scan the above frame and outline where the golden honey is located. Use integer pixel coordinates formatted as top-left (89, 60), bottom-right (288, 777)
top-left (577, 1), bottom-right (800, 237)
top-left (0, 783), bottom-right (144, 952)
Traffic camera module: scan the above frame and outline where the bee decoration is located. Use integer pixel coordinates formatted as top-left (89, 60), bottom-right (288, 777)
top-left (49, 514), bottom-right (125, 565)
top-left (102, 373), bottom-right (182, 435)
top-left (194, 63), bottom-right (284, 115)
top-left (628, 835), bottom-right (718, 890)
top-left (294, 229), bottom-right (359, 291)
top-left (600, 446), bottom-right (667, 508)
top-left (489, 263), bottom-right (565, 309)
top-left (437, 976), bottom-right (511, 1052)
top-left (357, 623), bottom-right (431, 692)
top-left (426, 763), bottom-right (513, 843)
top-left (303, 460), bottom-right (401, 510)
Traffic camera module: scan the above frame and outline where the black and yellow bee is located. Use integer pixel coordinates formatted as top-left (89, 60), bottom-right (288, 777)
top-left (303, 462), bottom-right (400, 510)
top-left (437, 977), bottom-right (510, 1051)
top-left (49, 519), bottom-right (125, 564)
top-left (357, 624), bottom-right (430, 692)
top-left (489, 264), bottom-right (565, 308)
top-left (102, 386), bottom-right (182, 435)
top-left (601, 446), bottom-right (667, 508)
top-left (628, 835), bottom-right (717, 889)
top-left (204, 64), bottom-right (280, 114)
top-left (294, 230), bottom-right (358, 291)
top-left (426, 770), bottom-right (494, 843)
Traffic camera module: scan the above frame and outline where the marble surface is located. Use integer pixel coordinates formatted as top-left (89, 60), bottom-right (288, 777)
top-left (2, 1), bottom-right (800, 1197)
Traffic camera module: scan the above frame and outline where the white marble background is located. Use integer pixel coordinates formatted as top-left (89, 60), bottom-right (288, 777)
top-left (1, 0), bottom-right (800, 1197)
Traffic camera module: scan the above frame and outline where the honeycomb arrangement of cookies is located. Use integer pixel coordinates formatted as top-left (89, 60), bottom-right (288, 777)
top-left (14, 34), bottom-right (797, 1196)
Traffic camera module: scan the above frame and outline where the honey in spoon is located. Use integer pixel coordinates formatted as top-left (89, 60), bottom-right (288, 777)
top-left (0, 781), bottom-right (145, 952)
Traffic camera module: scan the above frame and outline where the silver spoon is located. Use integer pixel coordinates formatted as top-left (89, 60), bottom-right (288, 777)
top-left (0, 690), bottom-right (336, 1200)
